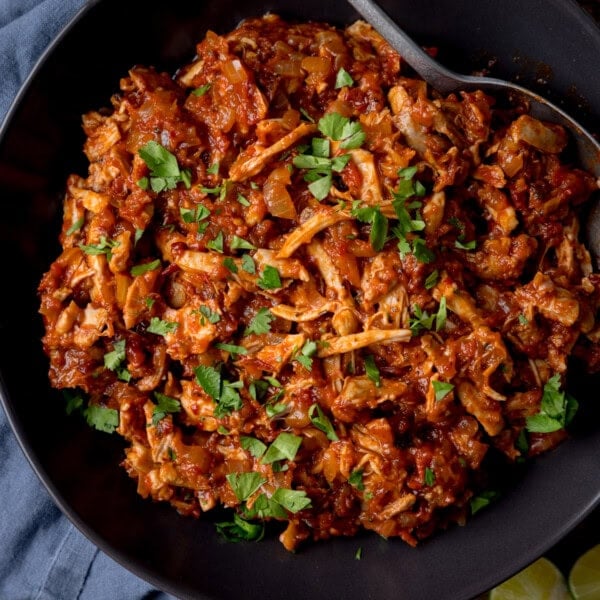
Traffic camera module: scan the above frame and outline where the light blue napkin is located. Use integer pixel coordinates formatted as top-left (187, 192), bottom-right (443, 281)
top-left (0, 1), bottom-right (174, 598)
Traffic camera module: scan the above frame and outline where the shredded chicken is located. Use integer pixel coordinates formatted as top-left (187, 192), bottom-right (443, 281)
top-left (39, 15), bottom-right (600, 553)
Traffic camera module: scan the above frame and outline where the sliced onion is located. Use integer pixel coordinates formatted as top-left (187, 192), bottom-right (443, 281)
top-left (263, 166), bottom-right (297, 220)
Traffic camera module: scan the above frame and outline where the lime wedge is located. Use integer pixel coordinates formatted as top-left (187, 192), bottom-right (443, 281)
top-left (569, 544), bottom-right (600, 600)
top-left (490, 557), bottom-right (570, 600)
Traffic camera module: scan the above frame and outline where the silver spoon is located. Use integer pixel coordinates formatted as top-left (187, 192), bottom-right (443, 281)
top-left (346, 0), bottom-right (600, 259)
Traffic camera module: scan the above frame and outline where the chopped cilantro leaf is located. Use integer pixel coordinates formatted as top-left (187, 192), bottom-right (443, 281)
top-left (192, 83), bottom-right (212, 96)
top-left (348, 469), bottom-right (365, 491)
top-left (335, 67), bottom-right (354, 89)
top-left (216, 513), bottom-right (264, 542)
top-left (432, 380), bottom-right (454, 402)
top-left (226, 472), bottom-right (266, 502)
top-left (151, 392), bottom-right (181, 426)
top-left (66, 217), bottom-right (84, 236)
top-left (257, 265), bottom-right (282, 290)
top-left (241, 253), bottom-right (256, 274)
top-left (223, 257), bottom-right (238, 273)
top-left (424, 467), bottom-right (436, 486)
top-left (525, 374), bottom-right (578, 433)
top-left (236, 193), bottom-right (251, 207)
top-left (215, 342), bottom-right (248, 356)
top-left (261, 432), bottom-right (302, 465)
top-left (83, 404), bottom-right (119, 434)
top-left (230, 235), bottom-right (256, 251)
top-left (424, 269), bottom-right (439, 290)
top-left (308, 403), bottom-right (338, 441)
top-left (138, 140), bottom-right (191, 191)
top-left (294, 339), bottom-right (317, 371)
top-left (206, 230), bottom-right (224, 253)
top-left (470, 490), bottom-right (499, 515)
top-left (271, 488), bottom-right (312, 512)
top-left (195, 305), bottom-right (221, 325)
top-left (240, 436), bottom-right (267, 458)
top-left (194, 364), bottom-right (222, 400)
top-left (79, 236), bottom-right (120, 260)
top-left (318, 113), bottom-right (365, 149)
top-left (245, 307), bottom-right (274, 335)
top-left (63, 389), bottom-right (84, 416)
top-left (130, 259), bottom-right (161, 277)
top-left (435, 296), bottom-right (447, 331)
top-left (147, 317), bottom-right (178, 336)
top-left (364, 354), bottom-right (381, 387)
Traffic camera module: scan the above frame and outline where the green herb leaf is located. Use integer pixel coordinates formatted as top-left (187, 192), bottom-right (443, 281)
top-left (66, 217), bottom-right (84, 236)
top-left (138, 140), bottom-right (191, 191)
top-left (257, 265), bottom-right (282, 290)
top-left (147, 317), bottom-right (178, 336)
top-left (318, 113), bottom-right (365, 149)
top-left (206, 230), bottom-right (224, 253)
top-left (216, 513), bottom-right (264, 542)
top-left (455, 239), bottom-right (477, 250)
top-left (525, 374), bottom-right (578, 433)
top-left (265, 402), bottom-right (288, 419)
top-left (222, 257), bottom-right (238, 273)
top-left (271, 488), bottom-right (312, 512)
top-left (348, 469), bottom-right (365, 491)
top-left (432, 380), bottom-right (454, 402)
top-left (294, 339), bottom-right (317, 371)
top-left (245, 307), bottom-right (274, 335)
top-left (364, 354), bottom-right (381, 387)
top-left (130, 259), bottom-right (161, 277)
top-left (261, 432), bottom-right (303, 465)
top-left (240, 436), bottom-right (267, 458)
top-left (424, 269), bottom-right (439, 290)
top-left (435, 296), bottom-right (447, 332)
top-left (151, 392), bottom-right (182, 426)
top-left (63, 389), bottom-right (84, 416)
top-left (215, 342), bottom-right (248, 356)
top-left (104, 339), bottom-right (126, 371)
top-left (236, 193), bottom-right (251, 207)
top-left (424, 467), bottom-right (436, 486)
top-left (79, 236), bottom-right (120, 259)
top-left (215, 380), bottom-right (244, 418)
top-left (308, 403), bottom-right (338, 441)
top-left (195, 305), bottom-right (221, 325)
top-left (355, 547), bottom-right (363, 560)
top-left (241, 253), bottom-right (256, 274)
top-left (83, 404), bottom-right (119, 434)
top-left (470, 490), bottom-right (499, 515)
top-left (230, 235), bottom-right (256, 251)
top-left (335, 67), bottom-right (354, 89)
top-left (192, 83), bottom-right (212, 96)
top-left (226, 472), bottom-right (267, 502)
top-left (195, 365), bottom-right (222, 400)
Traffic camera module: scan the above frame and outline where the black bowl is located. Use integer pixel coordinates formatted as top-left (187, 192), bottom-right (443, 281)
top-left (1, 1), bottom-right (600, 599)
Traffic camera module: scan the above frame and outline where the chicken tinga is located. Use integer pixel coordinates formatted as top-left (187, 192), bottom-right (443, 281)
top-left (39, 15), bottom-right (600, 550)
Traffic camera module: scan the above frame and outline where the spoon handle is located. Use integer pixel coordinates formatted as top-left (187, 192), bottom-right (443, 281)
top-left (346, 0), bottom-right (474, 94)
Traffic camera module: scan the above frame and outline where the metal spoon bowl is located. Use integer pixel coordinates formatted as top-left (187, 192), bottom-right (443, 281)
top-left (347, 0), bottom-right (600, 259)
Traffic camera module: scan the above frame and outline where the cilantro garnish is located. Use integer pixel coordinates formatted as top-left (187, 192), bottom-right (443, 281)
top-left (223, 257), bottom-right (238, 273)
top-left (294, 340), bottom-right (317, 370)
top-left (308, 404), bottom-right (339, 441)
top-left (257, 265), bottom-right (282, 290)
top-left (409, 298), bottom-right (447, 335)
top-left (424, 269), bottom-right (439, 290)
top-left (151, 392), bottom-right (182, 426)
top-left (271, 488), bottom-right (312, 512)
top-left (348, 469), bottom-right (365, 491)
top-left (206, 230), bottom-right (224, 253)
top-left (147, 317), bottom-right (178, 336)
top-left (424, 467), bottom-right (436, 486)
top-left (180, 204), bottom-right (210, 234)
top-left (83, 404), bottom-right (119, 434)
top-left (241, 253), bottom-right (256, 274)
top-left (103, 339), bottom-right (131, 382)
top-left (236, 193), bottom-right (251, 207)
top-left (261, 432), bottom-right (303, 465)
top-left (335, 67), bottom-right (354, 89)
top-left (240, 436), bottom-right (268, 458)
top-left (525, 374), bottom-right (578, 433)
top-left (317, 112), bottom-right (366, 149)
top-left (194, 365), bottom-right (243, 417)
top-left (63, 389), bottom-right (84, 415)
top-left (226, 472), bottom-right (267, 502)
top-left (192, 83), bottom-right (212, 97)
top-left (230, 235), bottom-right (256, 251)
top-left (138, 141), bottom-right (191, 192)
top-left (66, 217), bottom-right (84, 236)
top-left (216, 513), bottom-right (265, 543)
top-left (292, 112), bottom-right (363, 200)
top-left (215, 342), bottom-right (248, 357)
top-left (79, 236), bottom-right (120, 261)
top-left (130, 259), bottom-right (161, 277)
top-left (351, 202), bottom-right (388, 252)
top-left (244, 307), bottom-right (274, 335)
top-left (470, 490), bottom-right (499, 515)
top-left (363, 354), bottom-right (381, 387)
top-left (432, 380), bottom-right (454, 402)
top-left (455, 239), bottom-right (477, 250)
top-left (194, 305), bottom-right (221, 325)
